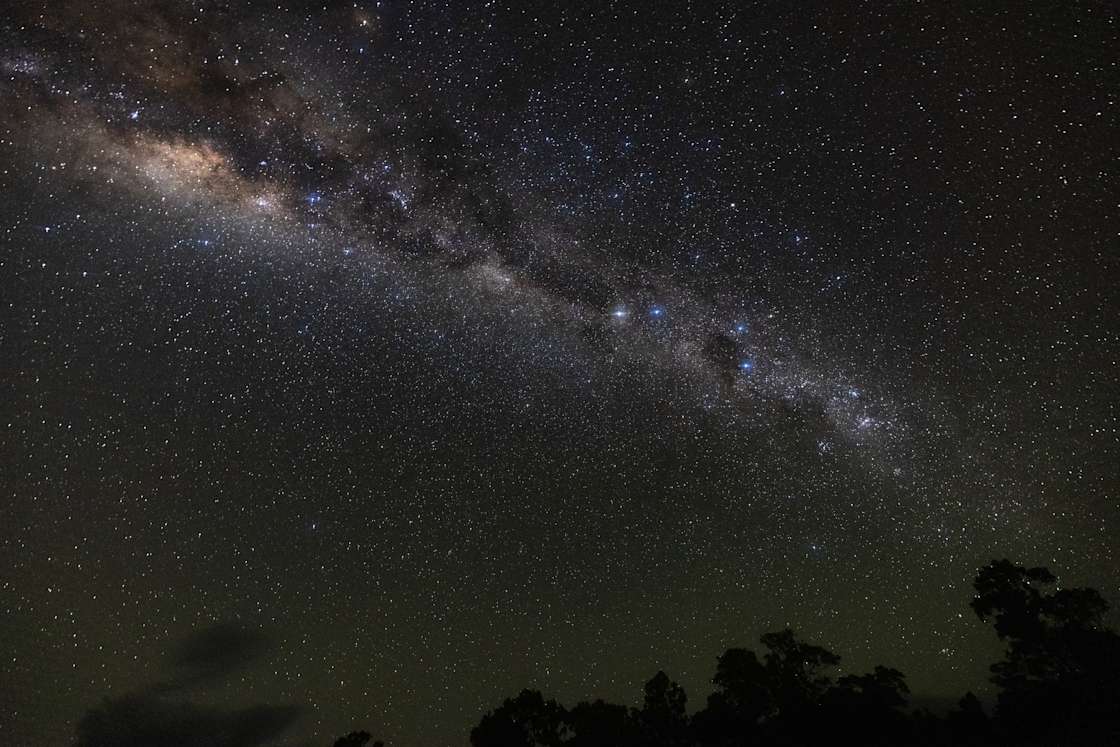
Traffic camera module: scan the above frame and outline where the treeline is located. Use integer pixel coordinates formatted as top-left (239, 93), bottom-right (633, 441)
top-left (69, 558), bottom-right (1119, 746)
top-left (338, 559), bottom-right (1120, 747)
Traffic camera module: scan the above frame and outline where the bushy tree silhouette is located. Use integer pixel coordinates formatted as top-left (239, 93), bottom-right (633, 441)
top-left (819, 665), bottom-right (911, 745)
top-left (757, 629), bottom-right (840, 715)
top-left (693, 647), bottom-right (770, 744)
top-left (971, 558), bottom-right (1120, 745)
top-left (470, 689), bottom-right (569, 747)
top-left (636, 671), bottom-right (690, 746)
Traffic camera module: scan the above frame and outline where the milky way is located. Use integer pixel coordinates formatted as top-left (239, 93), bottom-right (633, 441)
top-left (1, 2), bottom-right (1116, 745)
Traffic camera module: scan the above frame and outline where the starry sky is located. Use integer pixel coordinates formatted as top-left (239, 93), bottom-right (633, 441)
top-left (0, 1), bottom-right (1116, 745)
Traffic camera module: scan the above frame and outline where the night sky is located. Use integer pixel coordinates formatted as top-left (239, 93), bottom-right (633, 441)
top-left (1, 1), bottom-right (1116, 745)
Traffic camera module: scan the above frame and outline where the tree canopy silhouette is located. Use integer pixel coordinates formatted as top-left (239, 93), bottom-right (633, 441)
top-left (462, 559), bottom-right (1119, 747)
top-left (970, 558), bottom-right (1120, 744)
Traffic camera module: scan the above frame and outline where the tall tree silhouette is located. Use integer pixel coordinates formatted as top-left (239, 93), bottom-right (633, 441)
top-left (693, 647), bottom-right (771, 745)
top-left (636, 671), bottom-right (689, 746)
top-left (693, 630), bottom-right (854, 744)
top-left (758, 629), bottom-right (840, 715)
top-left (972, 558), bottom-right (1120, 744)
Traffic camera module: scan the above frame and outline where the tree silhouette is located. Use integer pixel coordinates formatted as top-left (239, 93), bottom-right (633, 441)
top-left (693, 631), bottom-right (847, 744)
top-left (566, 699), bottom-right (639, 747)
top-left (694, 647), bottom-right (771, 744)
top-left (941, 692), bottom-right (993, 746)
top-left (820, 665), bottom-right (911, 745)
top-left (470, 689), bottom-right (569, 747)
top-left (636, 671), bottom-right (689, 746)
top-left (971, 558), bottom-right (1120, 744)
top-left (757, 628), bottom-right (840, 715)
top-left (467, 561), bottom-right (1120, 746)
top-left (833, 665), bottom-right (909, 711)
